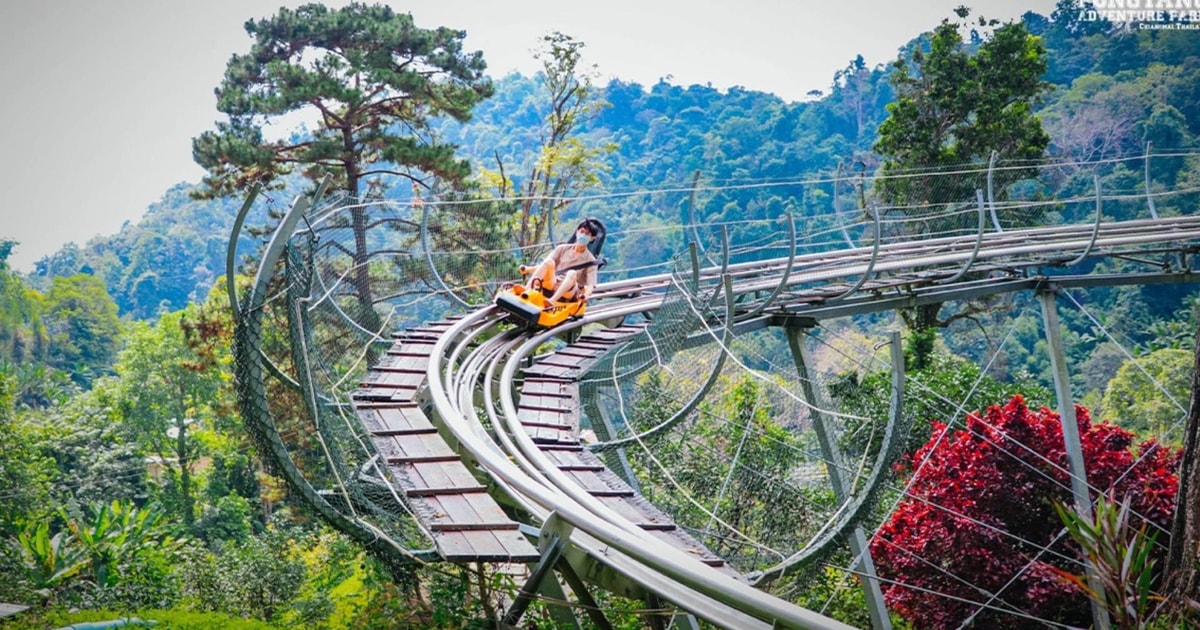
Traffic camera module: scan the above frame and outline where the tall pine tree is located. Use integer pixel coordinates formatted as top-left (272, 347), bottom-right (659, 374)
top-left (193, 3), bottom-right (494, 326)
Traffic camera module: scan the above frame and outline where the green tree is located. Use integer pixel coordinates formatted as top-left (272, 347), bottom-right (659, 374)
top-left (0, 240), bottom-right (49, 368)
top-left (831, 351), bottom-right (1050, 462)
top-left (114, 308), bottom-right (230, 526)
top-left (1168, 312), bottom-right (1200, 604)
top-left (632, 374), bottom-right (810, 563)
top-left (0, 241), bottom-right (72, 408)
top-left (483, 31), bottom-right (612, 247)
top-left (875, 8), bottom-right (1050, 208)
top-left (14, 518), bottom-right (85, 602)
top-left (193, 2), bottom-right (493, 325)
top-left (176, 528), bottom-right (307, 623)
top-left (1100, 348), bottom-right (1191, 439)
top-left (43, 390), bottom-right (149, 506)
top-left (61, 500), bottom-right (181, 590)
top-left (0, 372), bottom-right (56, 538)
top-left (873, 7), bottom-right (1051, 362)
top-left (40, 275), bottom-right (121, 387)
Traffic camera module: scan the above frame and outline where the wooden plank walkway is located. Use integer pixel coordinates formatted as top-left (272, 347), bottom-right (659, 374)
top-left (352, 319), bottom-right (539, 563)
top-left (516, 324), bottom-right (740, 576)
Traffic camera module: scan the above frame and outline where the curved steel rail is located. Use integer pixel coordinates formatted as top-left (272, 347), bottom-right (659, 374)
top-left (239, 182), bottom-right (1200, 627)
top-left (422, 213), bottom-right (1200, 626)
top-left (1066, 175), bottom-right (1105, 267)
top-left (427, 307), bottom-right (841, 629)
top-left (940, 189), bottom-right (988, 285)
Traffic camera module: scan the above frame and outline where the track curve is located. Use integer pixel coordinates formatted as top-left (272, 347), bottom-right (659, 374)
top-left (422, 214), bottom-right (1200, 628)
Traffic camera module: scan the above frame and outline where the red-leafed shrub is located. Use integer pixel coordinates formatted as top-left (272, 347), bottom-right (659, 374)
top-left (870, 395), bottom-right (1180, 629)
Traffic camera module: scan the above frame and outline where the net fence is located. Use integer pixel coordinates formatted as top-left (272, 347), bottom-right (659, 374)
top-left (229, 149), bottom-right (1200, 621)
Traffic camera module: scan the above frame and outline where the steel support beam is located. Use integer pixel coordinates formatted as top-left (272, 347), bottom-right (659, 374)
top-left (1037, 286), bottom-right (1111, 630)
top-left (785, 326), bottom-right (892, 630)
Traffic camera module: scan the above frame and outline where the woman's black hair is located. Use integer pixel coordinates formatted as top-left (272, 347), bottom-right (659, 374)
top-left (571, 217), bottom-right (607, 256)
top-left (576, 217), bottom-right (603, 236)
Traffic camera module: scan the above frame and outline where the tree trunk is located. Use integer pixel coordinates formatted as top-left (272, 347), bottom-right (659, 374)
top-left (345, 171), bottom-right (380, 333)
top-left (901, 302), bottom-right (942, 370)
top-left (178, 423), bottom-right (194, 526)
top-left (1167, 318), bottom-right (1200, 605)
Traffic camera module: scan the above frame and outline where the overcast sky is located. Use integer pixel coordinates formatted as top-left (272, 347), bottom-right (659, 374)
top-left (0, 0), bottom-right (1057, 272)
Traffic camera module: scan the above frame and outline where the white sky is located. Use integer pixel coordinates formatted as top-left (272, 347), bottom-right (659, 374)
top-left (0, 0), bottom-right (1057, 272)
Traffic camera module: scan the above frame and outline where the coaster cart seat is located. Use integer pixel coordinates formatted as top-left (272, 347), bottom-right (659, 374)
top-left (494, 218), bottom-right (608, 328)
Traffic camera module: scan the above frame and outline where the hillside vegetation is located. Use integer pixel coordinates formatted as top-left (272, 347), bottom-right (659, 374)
top-left (2, 2), bottom-right (1199, 627)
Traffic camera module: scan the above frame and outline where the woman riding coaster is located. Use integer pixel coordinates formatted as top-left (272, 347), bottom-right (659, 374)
top-left (525, 218), bottom-right (603, 310)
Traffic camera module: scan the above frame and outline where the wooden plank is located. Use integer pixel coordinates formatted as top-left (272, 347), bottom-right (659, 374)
top-left (523, 422), bottom-right (574, 440)
top-left (528, 432), bottom-right (577, 447)
top-left (431, 522), bottom-right (521, 532)
top-left (386, 349), bottom-right (432, 359)
top-left (517, 394), bottom-right (573, 410)
top-left (570, 340), bottom-right (616, 351)
top-left (463, 491), bottom-right (523, 523)
top-left (372, 405), bottom-right (436, 435)
top-left (437, 530), bottom-right (540, 563)
top-left (544, 449), bottom-right (605, 471)
top-left (371, 365), bottom-right (426, 374)
top-left (567, 469), bottom-right (634, 496)
top-left (519, 418), bottom-right (573, 431)
top-left (538, 443), bottom-right (584, 452)
top-left (595, 496), bottom-right (675, 530)
top-left (390, 388), bottom-right (424, 405)
top-left (353, 387), bottom-right (399, 401)
top-left (517, 409), bottom-right (572, 429)
top-left (582, 328), bottom-right (644, 342)
top-left (523, 364), bottom-right (576, 380)
top-left (432, 531), bottom-right (477, 560)
top-left (538, 354), bottom-right (591, 369)
top-left (456, 530), bottom-right (521, 559)
top-left (370, 353), bottom-right (427, 369)
top-left (373, 356), bottom-right (430, 370)
top-left (555, 346), bottom-right (603, 359)
top-left (406, 460), bottom-right (481, 491)
top-left (427, 493), bottom-right (520, 530)
top-left (406, 485), bottom-right (488, 497)
top-left (643, 530), bottom-right (727, 568)
top-left (411, 324), bottom-right (455, 334)
top-left (490, 529), bottom-right (543, 561)
top-left (382, 433), bottom-right (457, 462)
top-left (521, 380), bottom-right (572, 397)
top-left (386, 453), bottom-right (460, 464)
top-left (361, 370), bottom-right (426, 388)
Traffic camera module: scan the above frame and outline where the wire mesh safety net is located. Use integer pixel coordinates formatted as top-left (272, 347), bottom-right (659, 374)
top-left (230, 149), bottom-right (1200, 626)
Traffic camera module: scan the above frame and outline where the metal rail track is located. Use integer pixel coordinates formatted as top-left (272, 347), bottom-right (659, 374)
top-left (423, 214), bottom-right (1200, 628)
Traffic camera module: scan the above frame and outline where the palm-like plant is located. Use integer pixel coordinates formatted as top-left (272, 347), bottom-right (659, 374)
top-left (15, 519), bottom-right (85, 600)
top-left (1054, 494), bottom-right (1165, 629)
top-left (64, 500), bottom-right (180, 588)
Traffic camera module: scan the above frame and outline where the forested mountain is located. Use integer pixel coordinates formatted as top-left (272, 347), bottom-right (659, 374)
top-left (23, 4), bottom-right (1200, 322)
top-left (27, 184), bottom-right (282, 320)
top-left (12, 0), bottom-right (1200, 446)
top-left (4, 2), bottom-right (1200, 626)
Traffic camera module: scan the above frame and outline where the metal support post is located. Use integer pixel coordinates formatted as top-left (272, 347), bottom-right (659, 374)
top-left (1037, 286), bottom-right (1111, 630)
top-left (667, 611), bottom-right (701, 629)
top-left (785, 326), bottom-right (892, 630)
top-left (554, 555), bottom-right (614, 630)
top-left (503, 534), bottom-right (570, 627)
top-left (504, 513), bottom-right (580, 629)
